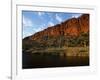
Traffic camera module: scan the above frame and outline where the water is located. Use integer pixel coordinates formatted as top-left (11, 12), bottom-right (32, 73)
top-left (22, 52), bottom-right (89, 69)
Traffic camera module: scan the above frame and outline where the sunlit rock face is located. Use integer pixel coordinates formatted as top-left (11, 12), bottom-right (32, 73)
top-left (29, 14), bottom-right (89, 41)
top-left (23, 14), bottom-right (89, 49)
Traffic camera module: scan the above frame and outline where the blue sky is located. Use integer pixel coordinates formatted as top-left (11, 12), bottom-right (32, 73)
top-left (22, 11), bottom-right (82, 38)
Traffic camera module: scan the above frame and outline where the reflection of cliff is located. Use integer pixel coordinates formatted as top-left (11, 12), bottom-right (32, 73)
top-left (23, 14), bottom-right (89, 50)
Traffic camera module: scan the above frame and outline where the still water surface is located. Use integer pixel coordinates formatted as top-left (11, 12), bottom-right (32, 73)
top-left (22, 52), bottom-right (89, 69)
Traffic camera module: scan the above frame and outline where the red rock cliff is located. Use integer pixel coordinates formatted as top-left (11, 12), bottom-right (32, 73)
top-left (30, 14), bottom-right (89, 40)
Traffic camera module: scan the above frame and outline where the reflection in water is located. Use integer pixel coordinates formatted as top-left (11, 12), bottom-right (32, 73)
top-left (22, 52), bottom-right (89, 69)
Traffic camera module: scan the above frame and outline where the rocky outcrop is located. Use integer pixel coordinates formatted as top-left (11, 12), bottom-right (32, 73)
top-left (23, 14), bottom-right (89, 50)
top-left (29, 14), bottom-right (89, 41)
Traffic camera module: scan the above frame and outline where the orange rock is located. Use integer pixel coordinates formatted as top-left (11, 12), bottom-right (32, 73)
top-left (30, 14), bottom-right (89, 40)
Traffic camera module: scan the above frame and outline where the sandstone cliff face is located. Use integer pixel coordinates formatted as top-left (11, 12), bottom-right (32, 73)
top-left (79, 14), bottom-right (89, 33)
top-left (23, 14), bottom-right (89, 51)
top-left (26, 14), bottom-right (89, 41)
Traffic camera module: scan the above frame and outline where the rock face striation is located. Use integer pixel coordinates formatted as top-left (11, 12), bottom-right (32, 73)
top-left (23, 14), bottom-right (89, 50)
top-left (29, 14), bottom-right (89, 40)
